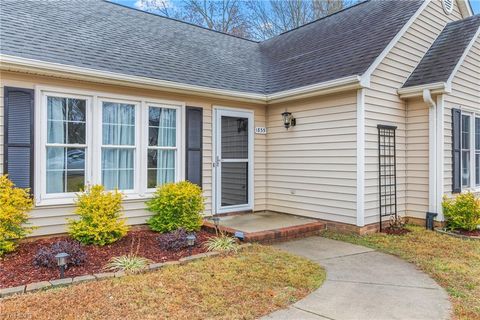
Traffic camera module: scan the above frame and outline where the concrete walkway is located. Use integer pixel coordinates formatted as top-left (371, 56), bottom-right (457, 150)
top-left (263, 237), bottom-right (451, 320)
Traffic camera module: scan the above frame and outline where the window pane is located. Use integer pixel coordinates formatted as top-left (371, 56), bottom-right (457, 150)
top-left (48, 97), bottom-right (66, 121)
top-left (147, 149), bottom-right (175, 188)
top-left (102, 102), bottom-right (135, 145)
top-left (476, 153), bottom-right (480, 186)
top-left (476, 118), bottom-right (480, 150)
top-left (68, 99), bottom-right (86, 122)
top-left (46, 147), bottom-right (85, 193)
top-left (148, 107), bottom-right (176, 147)
top-left (68, 122), bottom-right (86, 144)
top-left (462, 115), bottom-right (470, 149)
top-left (47, 97), bottom-right (86, 144)
top-left (102, 148), bottom-right (134, 190)
top-left (462, 150), bottom-right (470, 187)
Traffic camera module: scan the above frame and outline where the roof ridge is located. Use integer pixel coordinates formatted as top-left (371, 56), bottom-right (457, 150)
top-left (103, 0), bottom-right (259, 43)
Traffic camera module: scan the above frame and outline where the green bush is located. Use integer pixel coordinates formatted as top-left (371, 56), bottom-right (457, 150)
top-left (147, 181), bottom-right (205, 233)
top-left (442, 192), bottom-right (480, 231)
top-left (68, 185), bottom-right (129, 245)
top-left (0, 175), bottom-right (34, 256)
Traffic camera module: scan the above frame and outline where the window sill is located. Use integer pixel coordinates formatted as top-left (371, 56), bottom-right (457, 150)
top-left (35, 192), bottom-right (155, 208)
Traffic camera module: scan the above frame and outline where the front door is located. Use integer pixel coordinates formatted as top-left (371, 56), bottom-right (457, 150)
top-left (213, 108), bottom-right (253, 214)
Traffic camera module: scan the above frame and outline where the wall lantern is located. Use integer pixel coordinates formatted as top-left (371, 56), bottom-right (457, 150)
top-left (55, 252), bottom-right (70, 279)
top-left (281, 111), bottom-right (296, 129)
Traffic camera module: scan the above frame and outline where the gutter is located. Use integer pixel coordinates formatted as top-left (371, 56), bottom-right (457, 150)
top-left (0, 54), bottom-right (366, 104)
top-left (397, 82), bottom-right (450, 99)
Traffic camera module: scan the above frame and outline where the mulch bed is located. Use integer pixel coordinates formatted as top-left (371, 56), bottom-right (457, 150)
top-left (454, 229), bottom-right (480, 237)
top-left (382, 228), bottom-right (411, 235)
top-left (0, 229), bottom-right (212, 289)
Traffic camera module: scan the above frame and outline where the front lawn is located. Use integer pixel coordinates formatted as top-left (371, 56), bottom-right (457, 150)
top-left (1, 245), bottom-right (325, 320)
top-left (322, 225), bottom-right (480, 320)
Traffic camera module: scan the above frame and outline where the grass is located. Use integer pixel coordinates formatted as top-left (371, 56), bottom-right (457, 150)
top-left (0, 245), bottom-right (325, 320)
top-left (322, 225), bottom-right (480, 320)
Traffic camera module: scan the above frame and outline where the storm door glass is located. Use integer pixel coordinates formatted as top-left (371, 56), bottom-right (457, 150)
top-left (220, 116), bottom-right (248, 207)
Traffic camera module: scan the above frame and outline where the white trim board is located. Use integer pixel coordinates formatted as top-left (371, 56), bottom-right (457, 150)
top-left (0, 55), bottom-right (365, 105)
top-left (356, 88), bottom-right (365, 227)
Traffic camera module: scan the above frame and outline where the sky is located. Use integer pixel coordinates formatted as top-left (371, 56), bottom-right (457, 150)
top-left (112, 0), bottom-right (480, 15)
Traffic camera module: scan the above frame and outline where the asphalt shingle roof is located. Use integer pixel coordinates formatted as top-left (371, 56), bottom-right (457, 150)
top-left (403, 15), bottom-right (480, 88)
top-left (0, 0), bottom-right (424, 95)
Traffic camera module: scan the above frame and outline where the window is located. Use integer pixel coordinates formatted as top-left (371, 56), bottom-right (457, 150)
top-left (476, 118), bottom-right (480, 186)
top-left (46, 96), bottom-right (87, 194)
top-left (38, 88), bottom-right (184, 205)
top-left (101, 102), bottom-right (136, 191)
top-left (147, 106), bottom-right (177, 189)
top-left (461, 114), bottom-right (470, 187)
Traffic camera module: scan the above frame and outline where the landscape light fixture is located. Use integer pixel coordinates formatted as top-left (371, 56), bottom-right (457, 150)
top-left (55, 252), bottom-right (70, 279)
top-left (186, 234), bottom-right (196, 255)
top-left (234, 231), bottom-right (245, 242)
top-left (281, 111), bottom-right (296, 129)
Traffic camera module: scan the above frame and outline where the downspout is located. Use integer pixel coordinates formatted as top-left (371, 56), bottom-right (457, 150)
top-left (423, 89), bottom-right (437, 213)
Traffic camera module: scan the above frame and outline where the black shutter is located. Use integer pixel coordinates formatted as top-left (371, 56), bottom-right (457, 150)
top-left (452, 108), bottom-right (461, 193)
top-left (185, 106), bottom-right (203, 187)
top-left (3, 87), bottom-right (35, 191)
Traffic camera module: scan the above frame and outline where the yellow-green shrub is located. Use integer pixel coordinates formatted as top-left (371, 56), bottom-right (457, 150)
top-left (68, 185), bottom-right (129, 245)
top-left (147, 181), bottom-right (205, 233)
top-left (0, 175), bottom-right (34, 256)
top-left (442, 192), bottom-right (480, 231)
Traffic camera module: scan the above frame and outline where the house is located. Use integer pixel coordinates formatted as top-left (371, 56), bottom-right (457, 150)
top-left (0, 0), bottom-right (478, 236)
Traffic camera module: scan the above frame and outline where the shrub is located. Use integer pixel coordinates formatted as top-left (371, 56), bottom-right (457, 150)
top-left (33, 240), bottom-right (87, 268)
top-left (0, 175), bottom-right (34, 256)
top-left (157, 228), bottom-right (193, 251)
top-left (146, 181), bottom-right (204, 233)
top-left (105, 255), bottom-right (152, 274)
top-left (68, 185), bottom-right (129, 246)
top-left (204, 234), bottom-right (238, 253)
top-left (443, 192), bottom-right (480, 231)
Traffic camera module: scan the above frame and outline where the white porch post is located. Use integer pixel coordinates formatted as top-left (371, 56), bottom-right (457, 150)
top-left (356, 88), bottom-right (365, 227)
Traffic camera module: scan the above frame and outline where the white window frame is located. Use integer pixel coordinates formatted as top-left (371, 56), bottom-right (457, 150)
top-left (34, 86), bottom-right (185, 206)
top-left (459, 109), bottom-right (480, 192)
top-left (37, 91), bottom-right (93, 204)
top-left (96, 97), bottom-right (141, 196)
top-left (143, 102), bottom-right (183, 194)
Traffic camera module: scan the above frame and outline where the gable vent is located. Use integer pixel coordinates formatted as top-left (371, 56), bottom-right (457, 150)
top-left (443, 0), bottom-right (453, 14)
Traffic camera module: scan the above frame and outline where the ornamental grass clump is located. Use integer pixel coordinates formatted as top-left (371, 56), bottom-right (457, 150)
top-left (105, 255), bottom-right (152, 274)
top-left (68, 185), bottom-right (129, 246)
top-left (442, 192), bottom-right (480, 232)
top-left (0, 175), bottom-right (34, 256)
top-left (204, 234), bottom-right (239, 254)
top-left (147, 181), bottom-right (205, 233)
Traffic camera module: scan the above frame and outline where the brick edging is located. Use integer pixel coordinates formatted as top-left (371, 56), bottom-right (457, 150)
top-left (0, 244), bottom-right (252, 299)
top-left (435, 228), bottom-right (480, 241)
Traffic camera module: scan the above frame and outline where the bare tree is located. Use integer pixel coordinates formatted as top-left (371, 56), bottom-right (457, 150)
top-left (246, 0), bottom-right (349, 40)
top-left (135, 0), bottom-right (250, 38)
top-left (134, 0), bottom-right (357, 41)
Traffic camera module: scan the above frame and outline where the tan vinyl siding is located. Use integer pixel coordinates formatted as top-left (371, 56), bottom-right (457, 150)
top-left (444, 36), bottom-right (480, 195)
top-left (406, 98), bottom-right (430, 218)
top-left (364, 0), bottom-right (462, 224)
top-left (266, 91), bottom-right (358, 224)
top-left (0, 71), bottom-right (266, 236)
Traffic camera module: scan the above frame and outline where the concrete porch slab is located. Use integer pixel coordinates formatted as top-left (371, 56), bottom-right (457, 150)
top-left (203, 211), bottom-right (325, 243)
top-left (217, 211), bottom-right (318, 233)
